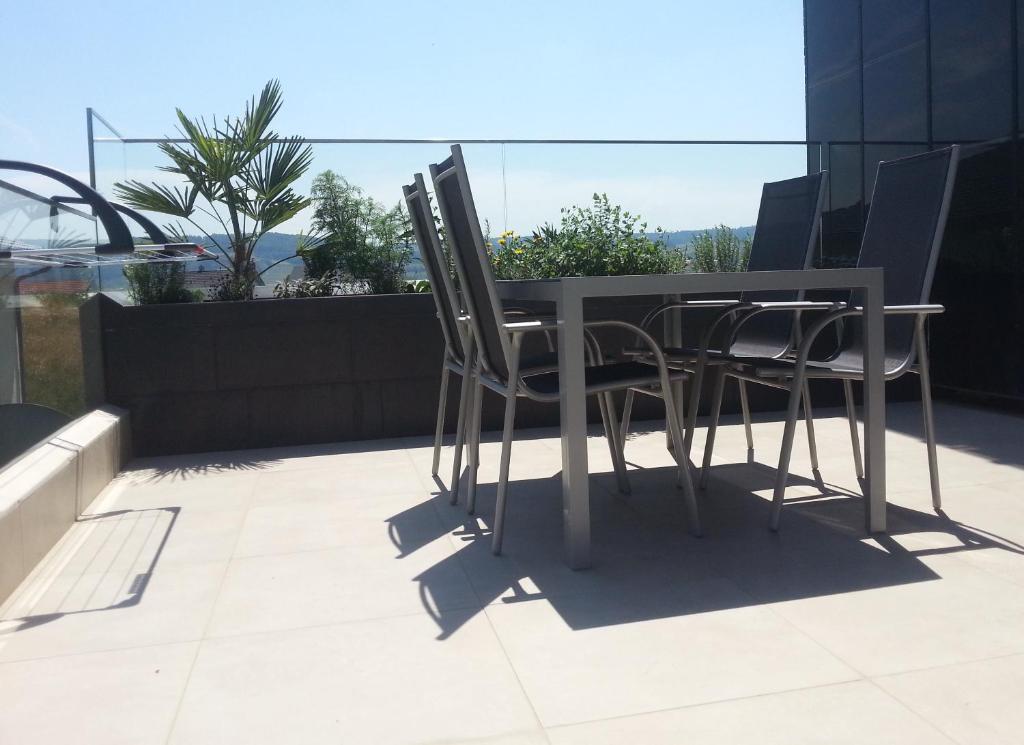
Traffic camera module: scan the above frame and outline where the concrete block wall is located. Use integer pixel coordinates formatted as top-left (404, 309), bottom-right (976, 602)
top-left (81, 293), bottom-right (693, 457)
top-left (80, 292), bottom-right (906, 459)
top-left (0, 407), bottom-right (128, 606)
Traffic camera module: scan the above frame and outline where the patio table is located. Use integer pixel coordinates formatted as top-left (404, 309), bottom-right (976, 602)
top-left (497, 268), bottom-right (886, 569)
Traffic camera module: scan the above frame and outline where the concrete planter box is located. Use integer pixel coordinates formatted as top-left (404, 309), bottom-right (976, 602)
top-left (80, 292), bottom-right (874, 458)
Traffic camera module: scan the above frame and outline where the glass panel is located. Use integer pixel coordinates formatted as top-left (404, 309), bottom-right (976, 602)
top-left (930, 0), bottom-right (1014, 142)
top-left (820, 144), bottom-right (864, 266)
top-left (1019, 0), bottom-right (1024, 134)
top-left (930, 141), bottom-right (1019, 396)
top-left (862, 0), bottom-right (927, 63)
top-left (805, 0), bottom-right (861, 86)
top-left (863, 45), bottom-right (928, 141)
top-left (0, 173), bottom-right (94, 417)
top-left (807, 70), bottom-right (862, 142)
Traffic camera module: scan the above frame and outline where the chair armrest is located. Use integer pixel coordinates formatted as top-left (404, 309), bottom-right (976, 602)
top-left (783, 304), bottom-right (944, 375)
top-left (745, 301), bottom-right (846, 310)
top-left (854, 304), bottom-right (945, 315)
top-left (639, 299), bottom-right (744, 330)
top-left (503, 319), bottom-right (557, 331)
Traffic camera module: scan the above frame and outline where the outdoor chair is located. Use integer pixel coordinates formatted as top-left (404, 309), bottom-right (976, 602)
top-left (700, 146), bottom-right (959, 530)
top-left (403, 175), bottom-right (559, 508)
top-left (430, 145), bottom-right (701, 554)
top-left (621, 171), bottom-right (830, 464)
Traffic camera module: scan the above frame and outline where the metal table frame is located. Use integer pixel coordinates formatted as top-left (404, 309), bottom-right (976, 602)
top-left (497, 268), bottom-right (886, 569)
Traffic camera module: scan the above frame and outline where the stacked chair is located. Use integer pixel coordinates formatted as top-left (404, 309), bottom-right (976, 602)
top-left (698, 146), bottom-right (959, 528)
top-left (619, 172), bottom-right (830, 467)
top-left (403, 143), bottom-right (958, 553)
top-left (419, 146), bottom-right (702, 553)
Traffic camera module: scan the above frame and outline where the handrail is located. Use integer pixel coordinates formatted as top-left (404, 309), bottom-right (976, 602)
top-left (90, 136), bottom-right (981, 146)
top-left (50, 197), bottom-right (168, 243)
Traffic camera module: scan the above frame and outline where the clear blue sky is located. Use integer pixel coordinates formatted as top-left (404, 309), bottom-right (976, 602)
top-left (1, 0), bottom-right (806, 232)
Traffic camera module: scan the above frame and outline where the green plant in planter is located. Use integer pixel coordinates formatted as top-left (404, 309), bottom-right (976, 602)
top-left (489, 194), bottom-right (682, 279)
top-left (124, 262), bottom-right (202, 304)
top-left (402, 279), bottom-right (431, 293)
top-left (688, 224), bottom-right (752, 273)
top-left (306, 171), bottom-right (414, 295)
top-left (113, 80), bottom-right (313, 301)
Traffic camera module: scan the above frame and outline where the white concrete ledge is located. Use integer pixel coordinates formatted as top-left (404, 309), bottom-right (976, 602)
top-left (0, 406), bottom-right (129, 604)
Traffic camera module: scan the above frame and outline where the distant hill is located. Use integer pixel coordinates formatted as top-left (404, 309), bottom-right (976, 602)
top-left (654, 226), bottom-right (755, 249)
top-left (9, 226), bottom-right (756, 290)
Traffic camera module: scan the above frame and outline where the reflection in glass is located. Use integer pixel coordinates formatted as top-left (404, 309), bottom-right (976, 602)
top-left (863, 45), bottom-right (928, 141)
top-left (808, 71), bottom-right (862, 142)
top-left (930, 0), bottom-right (1013, 142)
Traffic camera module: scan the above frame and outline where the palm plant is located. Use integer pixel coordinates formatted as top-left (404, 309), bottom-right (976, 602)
top-left (114, 80), bottom-right (313, 300)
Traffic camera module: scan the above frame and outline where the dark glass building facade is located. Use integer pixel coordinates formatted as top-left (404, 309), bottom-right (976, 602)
top-left (805, 0), bottom-right (1024, 403)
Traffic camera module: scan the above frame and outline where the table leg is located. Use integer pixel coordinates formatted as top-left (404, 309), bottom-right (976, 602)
top-left (558, 289), bottom-right (591, 569)
top-left (862, 278), bottom-right (887, 532)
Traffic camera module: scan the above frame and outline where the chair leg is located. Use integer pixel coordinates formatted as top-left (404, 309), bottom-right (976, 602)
top-left (492, 335), bottom-right (524, 556)
top-left (602, 391), bottom-right (631, 495)
top-left (432, 366), bottom-right (450, 477)
top-left (683, 356), bottom-right (707, 457)
top-left (491, 392), bottom-right (519, 555)
top-left (699, 367), bottom-right (727, 489)
top-left (449, 368), bottom-right (473, 506)
top-left (843, 379), bottom-right (865, 480)
top-left (771, 376), bottom-right (807, 531)
top-left (801, 382), bottom-right (820, 473)
top-left (916, 324), bottom-right (942, 511)
top-left (661, 381), bottom-right (702, 536)
top-left (465, 378), bottom-right (484, 515)
top-left (737, 378), bottom-right (754, 462)
top-left (619, 388), bottom-right (635, 446)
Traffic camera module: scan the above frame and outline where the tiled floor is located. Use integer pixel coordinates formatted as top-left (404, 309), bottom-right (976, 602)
top-left (1, 401), bottom-right (1023, 744)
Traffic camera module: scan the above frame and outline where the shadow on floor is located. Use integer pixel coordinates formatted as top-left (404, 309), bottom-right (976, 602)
top-left (390, 454), bottom-right (1024, 640)
top-left (0, 507), bottom-right (179, 633)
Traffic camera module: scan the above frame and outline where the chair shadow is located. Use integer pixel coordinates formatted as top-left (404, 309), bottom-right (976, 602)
top-left (392, 455), bottom-right (1024, 640)
top-left (1, 507), bottom-right (180, 633)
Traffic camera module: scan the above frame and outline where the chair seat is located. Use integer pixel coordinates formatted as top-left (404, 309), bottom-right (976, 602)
top-left (666, 335), bottom-right (791, 358)
top-left (519, 351), bottom-right (561, 374)
top-left (520, 361), bottom-right (688, 397)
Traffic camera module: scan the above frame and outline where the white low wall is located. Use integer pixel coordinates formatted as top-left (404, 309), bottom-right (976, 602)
top-left (0, 406), bottom-right (129, 605)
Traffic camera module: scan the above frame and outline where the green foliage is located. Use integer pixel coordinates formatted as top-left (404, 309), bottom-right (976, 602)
top-left (123, 262), bottom-right (201, 304)
top-left (114, 80), bottom-right (313, 301)
top-left (402, 279), bottom-right (431, 293)
top-left (305, 170), bottom-right (414, 295)
top-left (274, 273), bottom-right (338, 298)
top-left (489, 194), bottom-right (683, 280)
top-left (688, 225), bottom-right (752, 273)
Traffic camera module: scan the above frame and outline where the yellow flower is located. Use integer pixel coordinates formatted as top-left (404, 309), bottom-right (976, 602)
top-left (514, 248), bottom-right (523, 254)
top-left (498, 238), bottom-right (506, 246)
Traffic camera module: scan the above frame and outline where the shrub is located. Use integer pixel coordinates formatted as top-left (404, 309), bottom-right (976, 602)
top-left (307, 171), bottom-right (414, 295)
top-left (688, 225), bottom-right (752, 273)
top-left (274, 273), bottom-right (339, 298)
top-left (489, 194), bottom-right (682, 280)
top-left (123, 262), bottom-right (201, 304)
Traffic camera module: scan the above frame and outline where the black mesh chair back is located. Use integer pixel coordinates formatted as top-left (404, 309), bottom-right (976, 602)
top-left (430, 146), bottom-right (511, 381)
top-left (845, 146), bottom-right (959, 371)
top-left (731, 171), bottom-right (828, 357)
top-left (403, 176), bottom-right (465, 363)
